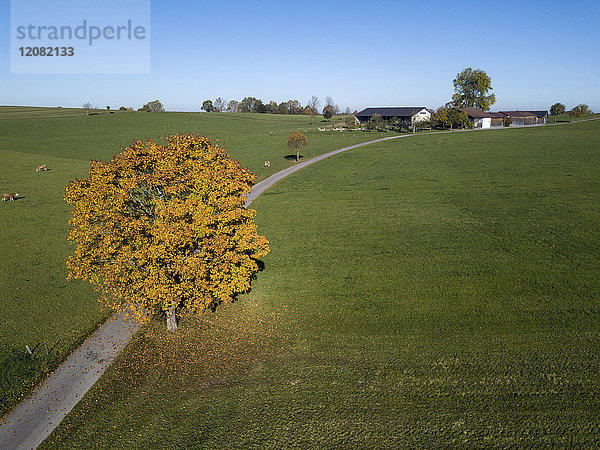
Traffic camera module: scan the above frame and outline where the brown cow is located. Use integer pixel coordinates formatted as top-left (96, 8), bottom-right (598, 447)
top-left (2, 193), bottom-right (18, 201)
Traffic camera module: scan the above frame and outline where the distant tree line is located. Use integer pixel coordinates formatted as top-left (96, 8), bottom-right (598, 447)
top-left (200, 95), bottom-right (352, 117)
top-left (81, 98), bottom-right (360, 117)
top-left (550, 102), bottom-right (593, 118)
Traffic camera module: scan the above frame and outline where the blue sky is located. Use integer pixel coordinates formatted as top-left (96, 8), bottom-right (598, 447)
top-left (1, 0), bottom-right (599, 112)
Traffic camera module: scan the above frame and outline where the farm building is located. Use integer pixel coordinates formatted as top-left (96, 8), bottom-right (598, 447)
top-left (527, 110), bottom-right (548, 125)
top-left (355, 107), bottom-right (431, 124)
top-left (499, 111), bottom-right (539, 126)
top-left (489, 111), bottom-right (506, 127)
top-left (456, 107), bottom-right (498, 128)
top-left (456, 108), bottom-right (548, 128)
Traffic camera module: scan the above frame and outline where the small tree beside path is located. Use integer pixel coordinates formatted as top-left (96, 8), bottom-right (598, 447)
top-left (287, 131), bottom-right (308, 162)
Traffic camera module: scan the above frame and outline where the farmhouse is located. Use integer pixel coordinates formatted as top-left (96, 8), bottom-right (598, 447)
top-left (355, 107), bottom-right (431, 124)
top-left (456, 107), bottom-right (497, 129)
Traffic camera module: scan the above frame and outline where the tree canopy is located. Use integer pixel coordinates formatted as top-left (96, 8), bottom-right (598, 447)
top-left (550, 102), bottom-right (566, 116)
top-left (201, 99), bottom-right (214, 112)
top-left (366, 113), bottom-right (384, 131)
top-left (452, 68), bottom-right (496, 111)
top-left (227, 100), bottom-right (239, 113)
top-left (64, 134), bottom-right (269, 330)
top-left (138, 100), bottom-right (165, 112)
top-left (214, 97), bottom-right (227, 112)
top-left (238, 97), bottom-right (259, 113)
top-left (287, 131), bottom-right (308, 162)
top-left (322, 105), bottom-right (334, 121)
top-left (308, 96), bottom-right (321, 115)
top-left (577, 104), bottom-right (591, 115)
top-left (431, 106), bottom-right (473, 130)
top-left (344, 114), bottom-right (357, 127)
top-left (569, 106), bottom-right (582, 118)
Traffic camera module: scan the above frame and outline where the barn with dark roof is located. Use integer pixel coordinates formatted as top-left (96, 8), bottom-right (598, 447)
top-left (525, 110), bottom-right (548, 125)
top-left (499, 111), bottom-right (538, 126)
top-left (355, 107), bottom-right (431, 124)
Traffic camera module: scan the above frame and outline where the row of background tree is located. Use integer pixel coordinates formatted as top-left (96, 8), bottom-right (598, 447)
top-left (81, 100), bottom-right (165, 113)
top-left (201, 96), bottom-right (353, 118)
top-left (550, 102), bottom-right (593, 118)
top-left (83, 98), bottom-right (348, 118)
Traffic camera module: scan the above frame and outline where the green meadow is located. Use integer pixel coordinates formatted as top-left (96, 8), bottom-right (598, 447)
top-left (547, 112), bottom-right (600, 123)
top-left (0, 107), bottom-right (393, 415)
top-left (40, 120), bottom-right (600, 447)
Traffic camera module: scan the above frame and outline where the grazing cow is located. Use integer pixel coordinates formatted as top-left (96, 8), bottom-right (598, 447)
top-left (264, 160), bottom-right (271, 167)
top-left (2, 193), bottom-right (18, 201)
top-left (36, 165), bottom-right (48, 172)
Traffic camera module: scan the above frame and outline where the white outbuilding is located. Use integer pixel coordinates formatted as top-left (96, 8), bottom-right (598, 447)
top-left (456, 107), bottom-right (496, 128)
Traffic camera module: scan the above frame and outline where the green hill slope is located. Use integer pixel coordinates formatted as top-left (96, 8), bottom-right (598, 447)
top-left (43, 120), bottom-right (600, 447)
top-left (0, 107), bottom-right (391, 416)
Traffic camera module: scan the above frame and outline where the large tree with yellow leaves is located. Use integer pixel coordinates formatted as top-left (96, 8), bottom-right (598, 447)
top-left (65, 134), bottom-right (269, 330)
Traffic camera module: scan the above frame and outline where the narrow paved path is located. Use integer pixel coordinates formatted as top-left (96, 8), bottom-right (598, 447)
top-left (0, 314), bottom-right (140, 448)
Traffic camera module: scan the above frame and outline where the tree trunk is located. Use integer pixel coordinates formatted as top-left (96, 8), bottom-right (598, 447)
top-left (296, 150), bottom-right (299, 162)
top-left (167, 303), bottom-right (177, 331)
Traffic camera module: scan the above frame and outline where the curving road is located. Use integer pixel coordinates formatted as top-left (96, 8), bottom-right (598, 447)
top-left (0, 133), bottom-right (412, 449)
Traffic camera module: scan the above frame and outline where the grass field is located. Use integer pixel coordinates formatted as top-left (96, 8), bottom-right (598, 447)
top-left (0, 107), bottom-right (394, 416)
top-left (41, 120), bottom-right (600, 447)
top-left (0, 107), bottom-right (393, 178)
top-left (547, 112), bottom-right (600, 124)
